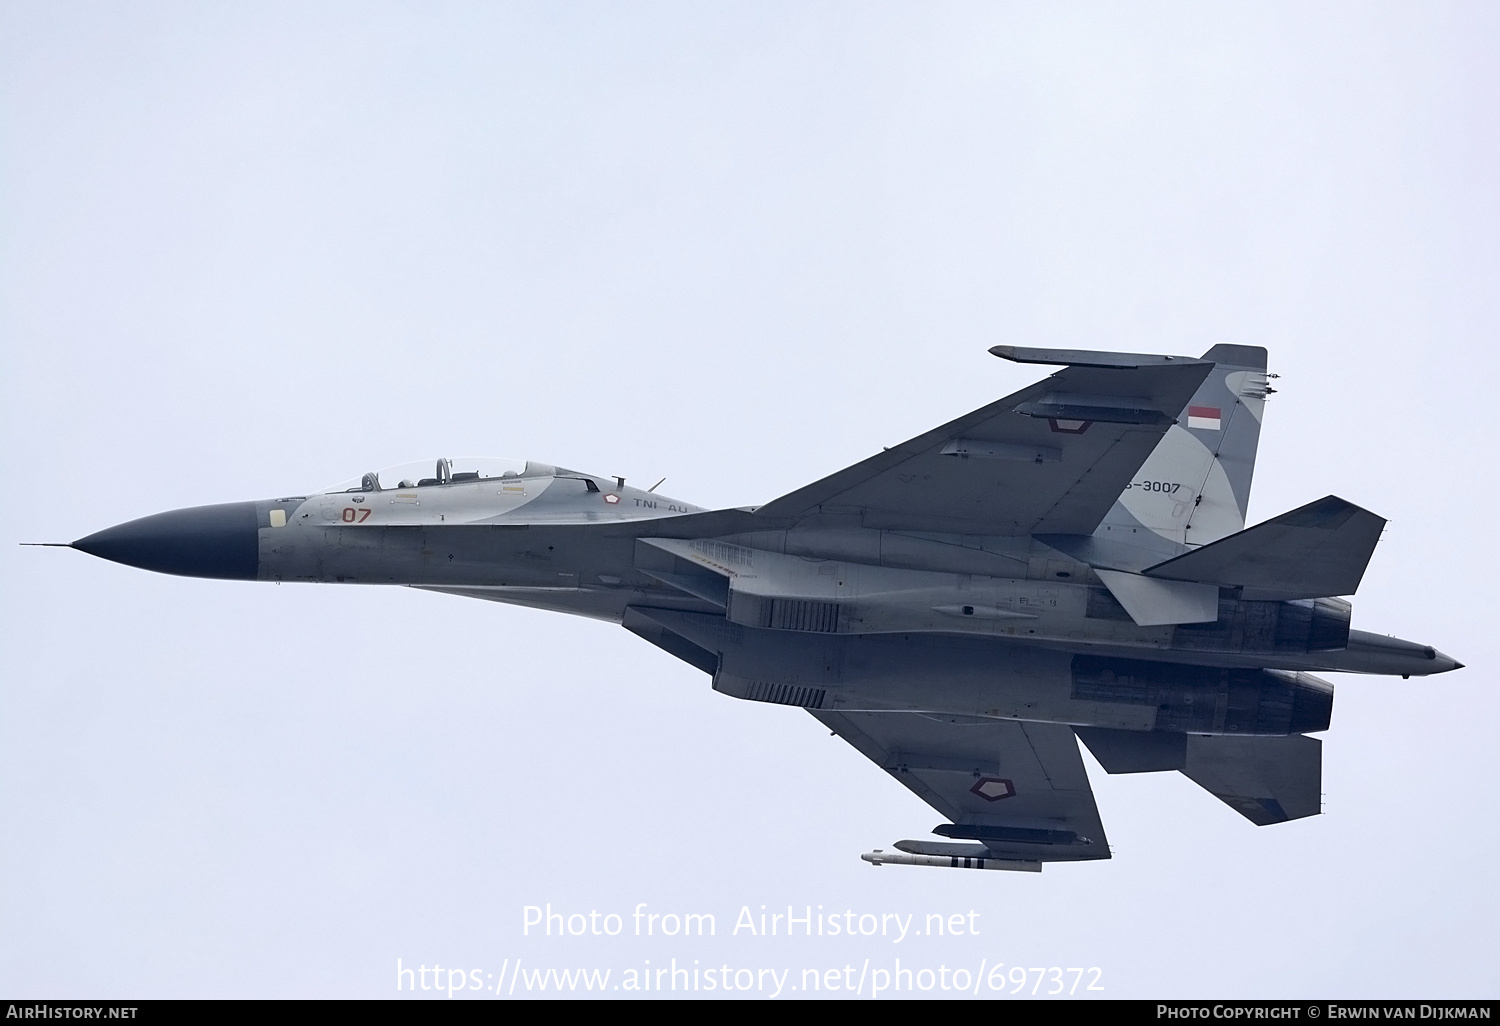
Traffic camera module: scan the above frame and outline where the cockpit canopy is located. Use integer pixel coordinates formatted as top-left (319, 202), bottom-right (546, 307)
top-left (321, 457), bottom-right (536, 494)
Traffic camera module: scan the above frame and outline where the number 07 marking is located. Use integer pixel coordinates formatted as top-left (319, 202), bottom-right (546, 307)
top-left (341, 508), bottom-right (372, 523)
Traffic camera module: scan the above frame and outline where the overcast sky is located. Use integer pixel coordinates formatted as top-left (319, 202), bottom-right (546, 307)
top-left (2, 1), bottom-right (1497, 1000)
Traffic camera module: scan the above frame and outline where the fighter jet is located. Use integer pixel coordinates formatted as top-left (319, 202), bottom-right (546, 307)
top-left (64, 345), bottom-right (1462, 872)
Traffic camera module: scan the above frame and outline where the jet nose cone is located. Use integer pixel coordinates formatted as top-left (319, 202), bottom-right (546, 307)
top-left (72, 502), bottom-right (260, 580)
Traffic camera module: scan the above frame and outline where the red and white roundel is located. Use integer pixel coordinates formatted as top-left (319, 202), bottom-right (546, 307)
top-left (603, 493), bottom-right (620, 504)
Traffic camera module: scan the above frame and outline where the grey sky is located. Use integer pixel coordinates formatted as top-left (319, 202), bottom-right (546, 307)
top-left (2, 2), bottom-right (1496, 998)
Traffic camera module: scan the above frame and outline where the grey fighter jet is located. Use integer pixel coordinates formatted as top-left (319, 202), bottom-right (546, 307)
top-left (66, 345), bottom-right (1462, 872)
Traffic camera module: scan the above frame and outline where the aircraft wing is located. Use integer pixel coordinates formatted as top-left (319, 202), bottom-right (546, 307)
top-left (755, 355), bottom-right (1214, 536)
top-left (811, 709), bottom-right (1111, 864)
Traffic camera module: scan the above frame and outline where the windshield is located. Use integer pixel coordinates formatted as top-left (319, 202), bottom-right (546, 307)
top-left (320, 457), bottom-right (534, 493)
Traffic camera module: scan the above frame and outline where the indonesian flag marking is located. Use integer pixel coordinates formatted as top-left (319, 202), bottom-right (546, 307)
top-left (1187, 405), bottom-right (1222, 431)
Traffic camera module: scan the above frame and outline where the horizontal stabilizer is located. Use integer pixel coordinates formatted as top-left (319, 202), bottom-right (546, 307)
top-left (1143, 495), bottom-right (1385, 599)
top-left (1181, 734), bottom-right (1322, 826)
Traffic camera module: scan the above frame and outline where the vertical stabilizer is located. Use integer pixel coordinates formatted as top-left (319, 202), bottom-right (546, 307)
top-left (1099, 344), bottom-right (1270, 547)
